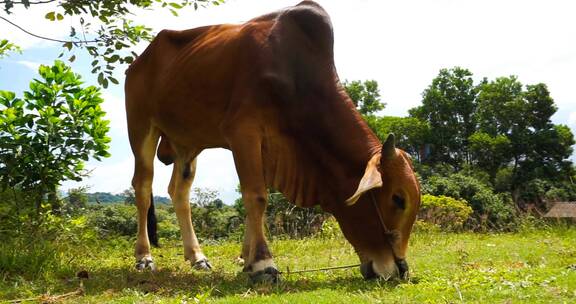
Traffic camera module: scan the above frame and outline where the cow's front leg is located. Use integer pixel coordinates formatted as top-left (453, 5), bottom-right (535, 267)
top-left (229, 132), bottom-right (279, 283)
top-left (241, 191), bottom-right (279, 283)
top-left (169, 157), bottom-right (211, 271)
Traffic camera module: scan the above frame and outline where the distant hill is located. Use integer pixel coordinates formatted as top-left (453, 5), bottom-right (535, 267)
top-left (86, 192), bottom-right (170, 204)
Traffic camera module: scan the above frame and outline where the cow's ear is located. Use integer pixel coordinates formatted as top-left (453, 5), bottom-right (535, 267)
top-left (345, 153), bottom-right (383, 205)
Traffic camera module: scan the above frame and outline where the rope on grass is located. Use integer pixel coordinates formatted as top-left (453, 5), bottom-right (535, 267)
top-left (282, 263), bottom-right (361, 275)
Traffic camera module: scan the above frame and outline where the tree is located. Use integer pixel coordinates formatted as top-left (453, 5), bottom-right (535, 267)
top-left (411, 67), bottom-right (575, 210)
top-left (343, 80), bottom-right (385, 115)
top-left (475, 76), bottom-right (524, 137)
top-left (367, 116), bottom-right (430, 162)
top-left (122, 188), bottom-right (135, 205)
top-left (0, 60), bottom-right (110, 211)
top-left (475, 78), bottom-right (575, 205)
top-left (409, 67), bottom-right (478, 168)
top-left (1, 0), bottom-right (224, 87)
top-left (63, 186), bottom-right (88, 214)
top-left (0, 39), bottom-right (20, 58)
top-left (468, 132), bottom-right (512, 178)
top-left (191, 187), bottom-right (219, 207)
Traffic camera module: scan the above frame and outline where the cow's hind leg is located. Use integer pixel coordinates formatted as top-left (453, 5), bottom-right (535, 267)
top-left (228, 132), bottom-right (279, 283)
top-left (130, 128), bottom-right (160, 271)
top-left (168, 156), bottom-right (212, 271)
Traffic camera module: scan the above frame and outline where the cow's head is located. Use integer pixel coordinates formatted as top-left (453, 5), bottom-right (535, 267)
top-left (332, 134), bottom-right (420, 280)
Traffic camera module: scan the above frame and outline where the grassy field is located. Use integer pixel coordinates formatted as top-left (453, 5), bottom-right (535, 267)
top-left (1, 226), bottom-right (575, 303)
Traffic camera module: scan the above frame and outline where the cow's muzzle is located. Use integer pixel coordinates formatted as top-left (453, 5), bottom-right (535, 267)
top-left (360, 258), bottom-right (409, 280)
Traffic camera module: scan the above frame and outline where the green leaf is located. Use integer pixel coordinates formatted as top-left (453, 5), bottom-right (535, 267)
top-left (45, 12), bottom-right (56, 21)
top-left (108, 55), bottom-right (120, 63)
top-left (69, 55), bottom-right (76, 62)
top-left (56, 13), bottom-right (64, 21)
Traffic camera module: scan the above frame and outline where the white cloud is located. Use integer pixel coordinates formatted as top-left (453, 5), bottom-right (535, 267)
top-left (569, 112), bottom-right (576, 127)
top-left (100, 92), bottom-right (127, 135)
top-left (16, 60), bottom-right (42, 71)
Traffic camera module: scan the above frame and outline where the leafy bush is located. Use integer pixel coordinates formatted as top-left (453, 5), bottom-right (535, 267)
top-left (319, 216), bottom-right (341, 239)
top-left (86, 204), bottom-right (137, 238)
top-left (191, 203), bottom-right (239, 241)
top-left (412, 220), bottom-right (441, 233)
top-left (82, 200), bottom-right (242, 241)
top-left (234, 189), bottom-right (329, 239)
top-left (155, 206), bottom-right (181, 240)
top-left (0, 61), bottom-right (110, 212)
top-left (545, 182), bottom-right (576, 202)
top-left (418, 194), bottom-right (473, 231)
top-left (423, 173), bottom-right (516, 230)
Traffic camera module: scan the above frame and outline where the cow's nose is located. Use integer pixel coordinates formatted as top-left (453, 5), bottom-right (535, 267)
top-left (360, 259), bottom-right (409, 280)
top-left (395, 258), bottom-right (409, 280)
top-left (360, 261), bottom-right (378, 280)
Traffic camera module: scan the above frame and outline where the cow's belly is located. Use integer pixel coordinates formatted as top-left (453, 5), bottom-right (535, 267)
top-left (151, 93), bottom-right (230, 150)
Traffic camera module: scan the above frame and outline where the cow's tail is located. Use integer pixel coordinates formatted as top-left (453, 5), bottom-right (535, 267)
top-left (147, 193), bottom-right (159, 247)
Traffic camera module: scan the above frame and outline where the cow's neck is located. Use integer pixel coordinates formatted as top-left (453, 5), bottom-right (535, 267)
top-left (263, 86), bottom-right (381, 208)
top-left (313, 88), bottom-right (381, 204)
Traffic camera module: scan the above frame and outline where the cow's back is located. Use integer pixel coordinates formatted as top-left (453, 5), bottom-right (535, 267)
top-left (125, 20), bottom-right (275, 148)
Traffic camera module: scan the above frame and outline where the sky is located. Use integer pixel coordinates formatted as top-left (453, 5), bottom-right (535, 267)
top-left (1, 0), bottom-right (575, 204)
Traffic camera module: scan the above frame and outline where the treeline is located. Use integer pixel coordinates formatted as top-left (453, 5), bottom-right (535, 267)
top-left (359, 67), bottom-right (575, 229)
top-left (82, 191), bottom-right (170, 204)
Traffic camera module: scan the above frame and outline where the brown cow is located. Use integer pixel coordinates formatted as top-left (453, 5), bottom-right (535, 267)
top-left (125, 1), bottom-right (420, 282)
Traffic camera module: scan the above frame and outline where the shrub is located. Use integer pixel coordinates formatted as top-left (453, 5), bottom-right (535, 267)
top-left (86, 204), bottom-right (137, 238)
top-left (423, 173), bottom-right (516, 230)
top-left (234, 189), bottom-right (329, 239)
top-left (418, 194), bottom-right (473, 231)
top-left (545, 183), bottom-right (576, 202)
top-left (412, 220), bottom-right (441, 233)
top-left (155, 206), bottom-right (180, 240)
top-left (319, 216), bottom-right (341, 239)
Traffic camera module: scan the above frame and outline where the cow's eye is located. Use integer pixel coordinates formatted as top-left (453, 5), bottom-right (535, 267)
top-left (392, 194), bottom-right (406, 210)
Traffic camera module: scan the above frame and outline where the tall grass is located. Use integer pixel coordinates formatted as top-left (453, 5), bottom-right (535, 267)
top-left (0, 239), bottom-right (61, 279)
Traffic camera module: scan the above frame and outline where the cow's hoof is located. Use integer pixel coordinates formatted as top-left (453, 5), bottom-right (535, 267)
top-left (193, 258), bottom-right (212, 271)
top-left (249, 267), bottom-right (280, 284)
top-left (135, 257), bottom-right (156, 272)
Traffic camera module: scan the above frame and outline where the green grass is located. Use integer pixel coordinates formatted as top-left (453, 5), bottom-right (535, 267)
top-left (1, 227), bottom-right (575, 303)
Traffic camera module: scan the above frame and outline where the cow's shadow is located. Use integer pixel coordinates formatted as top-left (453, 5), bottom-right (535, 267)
top-left (71, 266), bottom-right (411, 299)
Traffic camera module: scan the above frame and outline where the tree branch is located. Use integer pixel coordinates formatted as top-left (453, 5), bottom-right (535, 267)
top-left (0, 0), bottom-right (57, 4)
top-left (0, 15), bottom-right (98, 44)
